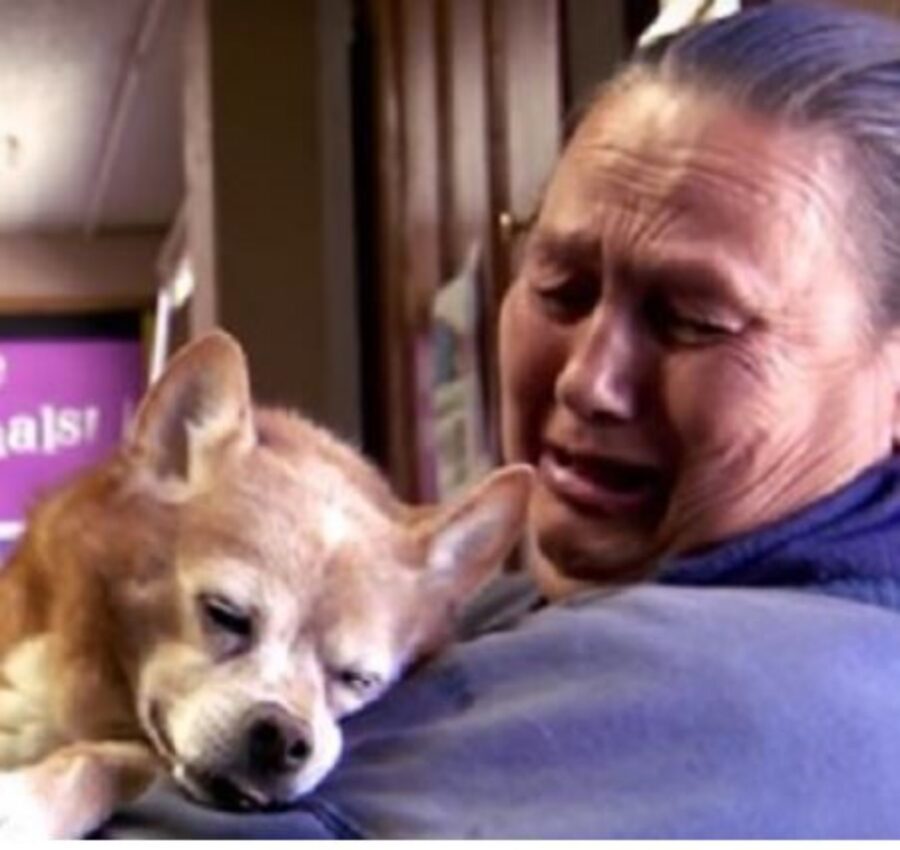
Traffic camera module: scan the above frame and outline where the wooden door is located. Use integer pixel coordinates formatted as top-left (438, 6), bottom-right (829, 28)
top-left (357, 0), bottom-right (563, 502)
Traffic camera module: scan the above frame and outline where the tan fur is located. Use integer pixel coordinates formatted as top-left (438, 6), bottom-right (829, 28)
top-left (0, 331), bottom-right (532, 838)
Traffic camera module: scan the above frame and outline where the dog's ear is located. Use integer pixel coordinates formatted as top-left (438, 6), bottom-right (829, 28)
top-left (128, 331), bottom-right (255, 494)
top-left (419, 465), bottom-right (533, 602)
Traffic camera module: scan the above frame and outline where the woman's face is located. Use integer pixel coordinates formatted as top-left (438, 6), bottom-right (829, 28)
top-left (500, 81), bottom-right (900, 592)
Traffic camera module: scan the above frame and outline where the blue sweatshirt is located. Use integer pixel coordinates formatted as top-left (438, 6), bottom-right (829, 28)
top-left (102, 457), bottom-right (900, 838)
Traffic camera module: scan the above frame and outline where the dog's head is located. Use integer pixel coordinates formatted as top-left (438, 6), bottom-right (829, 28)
top-left (98, 333), bottom-right (531, 810)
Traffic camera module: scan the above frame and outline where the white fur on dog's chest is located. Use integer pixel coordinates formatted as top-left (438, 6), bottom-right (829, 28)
top-left (0, 637), bottom-right (62, 768)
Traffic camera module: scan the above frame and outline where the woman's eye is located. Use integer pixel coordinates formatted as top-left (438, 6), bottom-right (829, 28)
top-left (645, 298), bottom-right (739, 346)
top-left (198, 594), bottom-right (254, 640)
top-left (670, 316), bottom-right (731, 344)
top-left (532, 275), bottom-right (598, 319)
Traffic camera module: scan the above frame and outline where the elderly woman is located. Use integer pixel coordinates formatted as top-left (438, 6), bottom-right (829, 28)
top-left (106, 2), bottom-right (900, 838)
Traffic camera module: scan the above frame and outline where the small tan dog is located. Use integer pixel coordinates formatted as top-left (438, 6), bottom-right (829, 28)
top-left (0, 332), bottom-right (532, 838)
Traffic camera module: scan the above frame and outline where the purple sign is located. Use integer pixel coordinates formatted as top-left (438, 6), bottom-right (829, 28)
top-left (0, 339), bottom-right (144, 560)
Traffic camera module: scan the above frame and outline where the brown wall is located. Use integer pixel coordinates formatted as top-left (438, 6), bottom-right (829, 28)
top-left (363, 0), bottom-right (563, 499)
top-left (185, 0), bottom-right (361, 441)
top-left (0, 232), bottom-right (163, 313)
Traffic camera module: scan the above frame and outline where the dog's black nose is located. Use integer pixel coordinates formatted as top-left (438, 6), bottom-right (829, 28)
top-left (244, 702), bottom-right (311, 774)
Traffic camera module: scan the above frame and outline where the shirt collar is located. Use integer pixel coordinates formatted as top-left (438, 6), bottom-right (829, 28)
top-left (656, 456), bottom-right (900, 599)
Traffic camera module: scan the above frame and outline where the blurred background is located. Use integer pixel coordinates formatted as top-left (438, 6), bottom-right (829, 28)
top-left (0, 0), bottom-right (893, 556)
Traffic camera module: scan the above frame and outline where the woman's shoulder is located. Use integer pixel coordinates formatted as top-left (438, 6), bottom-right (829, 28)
top-left (500, 581), bottom-right (900, 719)
top-left (555, 580), bottom-right (900, 653)
top-left (321, 582), bottom-right (900, 837)
top-left (464, 577), bottom-right (900, 690)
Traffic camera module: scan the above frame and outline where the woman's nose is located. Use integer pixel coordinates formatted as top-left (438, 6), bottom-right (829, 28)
top-left (555, 308), bottom-right (644, 423)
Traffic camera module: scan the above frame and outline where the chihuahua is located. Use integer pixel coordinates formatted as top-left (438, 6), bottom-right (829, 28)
top-left (0, 331), bottom-right (532, 838)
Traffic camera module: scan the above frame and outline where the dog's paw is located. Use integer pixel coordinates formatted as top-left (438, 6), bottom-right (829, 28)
top-left (0, 742), bottom-right (160, 839)
top-left (0, 769), bottom-right (57, 840)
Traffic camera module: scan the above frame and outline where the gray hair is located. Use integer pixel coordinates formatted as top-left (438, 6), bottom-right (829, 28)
top-left (608, 2), bottom-right (900, 326)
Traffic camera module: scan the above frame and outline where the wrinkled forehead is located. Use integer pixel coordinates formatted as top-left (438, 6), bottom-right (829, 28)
top-left (541, 79), bottom-right (851, 274)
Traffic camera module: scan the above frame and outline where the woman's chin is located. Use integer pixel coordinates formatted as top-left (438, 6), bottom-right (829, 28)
top-left (526, 545), bottom-right (595, 600)
top-left (527, 487), bottom-right (663, 593)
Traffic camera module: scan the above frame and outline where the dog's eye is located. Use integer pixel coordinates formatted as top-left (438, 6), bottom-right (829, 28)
top-left (331, 667), bottom-right (381, 693)
top-left (198, 594), bottom-right (253, 640)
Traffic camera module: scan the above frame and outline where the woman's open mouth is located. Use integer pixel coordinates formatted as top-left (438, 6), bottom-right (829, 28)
top-left (539, 444), bottom-right (667, 516)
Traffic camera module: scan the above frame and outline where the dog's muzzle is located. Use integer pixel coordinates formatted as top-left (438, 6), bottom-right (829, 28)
top-left (151, 699), bottom-right (315, 811)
